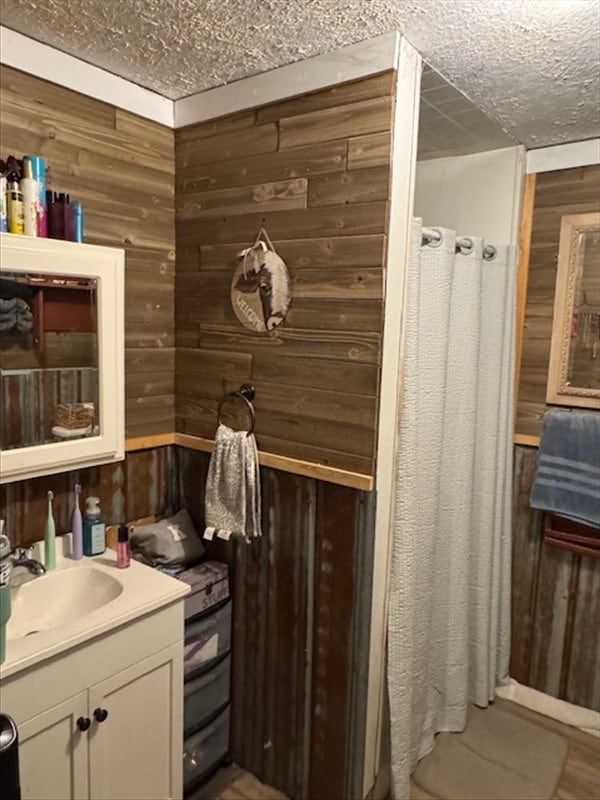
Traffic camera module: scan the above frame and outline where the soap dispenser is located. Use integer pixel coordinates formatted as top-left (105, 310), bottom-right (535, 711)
top-left (83, 497), bottom-right (106, 556)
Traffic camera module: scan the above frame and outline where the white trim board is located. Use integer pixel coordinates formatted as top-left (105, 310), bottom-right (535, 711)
top-left (526, 139), bottom-right (600, 173)
top-left (1, 25), bottom-right (398, 129)
top-left (0, 26), bottom-right (174, 127)
top-left (175, 32), bottom-right (399, 127)
top-left (363, 35), bottom-right (422, 800)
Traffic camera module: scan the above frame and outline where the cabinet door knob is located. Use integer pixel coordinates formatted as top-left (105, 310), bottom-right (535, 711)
top-left (93, 708), bottom-right (109, 723)
top-left (77, 716), bottom-right (91, 732)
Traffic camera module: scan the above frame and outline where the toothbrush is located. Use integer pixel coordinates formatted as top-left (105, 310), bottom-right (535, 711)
top-left (72, 484), bottom-right (83, 560)
top-left (45, 490), bottom-right (56, 571)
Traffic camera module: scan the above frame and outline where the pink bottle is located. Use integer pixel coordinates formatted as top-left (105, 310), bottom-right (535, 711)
top-left (116, 525), bottom-right (130, 569)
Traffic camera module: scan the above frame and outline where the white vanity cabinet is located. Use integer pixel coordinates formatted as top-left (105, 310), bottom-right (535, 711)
top-left (18, 691), bottom-right (89, 800)
top-left (87, 646), bottom-right (181, 800)
top-left (1, 601), bottom-right (185, 800)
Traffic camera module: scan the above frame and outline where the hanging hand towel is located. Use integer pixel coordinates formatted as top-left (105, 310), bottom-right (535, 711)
top-left (204, 423), bottom-right (262, 542)
top-left (530, 409), bottom-right (600, 527)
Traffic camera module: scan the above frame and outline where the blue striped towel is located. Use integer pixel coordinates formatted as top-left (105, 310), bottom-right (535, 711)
top-left (530, 409), bottom-right (600, 528)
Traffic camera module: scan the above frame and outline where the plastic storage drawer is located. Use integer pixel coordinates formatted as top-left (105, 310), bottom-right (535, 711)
top-left (183, 705), bottom-right (230, 791)
top-left (184, 654), bottom-right (231, 735)
top-left (184, 600), bottom-right (231, 676)
top-left (178, 561), bottom-right (229, 621)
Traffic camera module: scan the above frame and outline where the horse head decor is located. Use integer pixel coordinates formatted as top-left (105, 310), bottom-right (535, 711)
top-left (231, 229), bottom-right (292, 333)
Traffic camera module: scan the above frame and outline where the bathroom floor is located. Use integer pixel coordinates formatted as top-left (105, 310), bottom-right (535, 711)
top-left (191, 699), bottom-right (599, 800)
top-left (410, 698), bottom-right (600, 800)
top-left (188, 764), bottom-right (287, 800)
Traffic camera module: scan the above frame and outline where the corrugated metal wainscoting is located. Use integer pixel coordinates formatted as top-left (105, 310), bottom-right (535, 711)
top-left (174, 446), bottom-right (377, 800)
top-left (512, 446), bottom-right (600, 711)
top-left (0, 446), bottom-right (176, 548)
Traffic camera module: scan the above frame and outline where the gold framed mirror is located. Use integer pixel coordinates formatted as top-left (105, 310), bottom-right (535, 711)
top-left (546, 211), bottom-right (600, 408)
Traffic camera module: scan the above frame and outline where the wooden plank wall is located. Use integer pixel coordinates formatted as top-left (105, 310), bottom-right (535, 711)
top-left (0, 447), bottom-right (175, 548)
top-left (175, 72), bottom-right (395, 476)
top-left (0, 66), bottom-right (176, 438)
top-left (1, 367), bottom-right (97, 448)
top-left (516, 164), bottom-right (600, 438)
top-left (1, 331), bottom-right (96, 370)
top-left (511, 446), bottom-right (600, 711)
top-left (174, 447), bottom-right (375, 800)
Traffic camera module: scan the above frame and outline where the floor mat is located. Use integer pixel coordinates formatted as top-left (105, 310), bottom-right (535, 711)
top-left (412, 703), bottom-right (569, 800)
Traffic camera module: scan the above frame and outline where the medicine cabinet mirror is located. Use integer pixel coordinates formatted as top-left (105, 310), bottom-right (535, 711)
top-left (0, 234), bottom-right (124, 482)
top-left (546, 212), bottom-right (600, 409)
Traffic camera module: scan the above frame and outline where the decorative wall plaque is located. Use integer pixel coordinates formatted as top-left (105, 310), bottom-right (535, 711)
top-left (231, 229), bottom-right (291, 333)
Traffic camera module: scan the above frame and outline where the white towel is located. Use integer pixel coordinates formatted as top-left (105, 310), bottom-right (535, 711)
top-left (204, 423), bottom-right (262, 542)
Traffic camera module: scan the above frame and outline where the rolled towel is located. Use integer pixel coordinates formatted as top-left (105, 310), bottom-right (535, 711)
top-left (0, 297), bottom-right (17, 313)
top-left (0, 311), bottom-right (17, 331)
top-left (15, 298), bottom-right (33, 332)
top-left (530, 409), bottom-right (600, 527)
top-left (204, 423), bottom-right (262, 542)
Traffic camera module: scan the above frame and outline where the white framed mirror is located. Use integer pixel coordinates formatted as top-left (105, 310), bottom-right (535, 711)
top-left (0, 233), bottom-right (124, 483)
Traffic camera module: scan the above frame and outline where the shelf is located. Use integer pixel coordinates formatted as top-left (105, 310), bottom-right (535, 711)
top-left (544, 513), bottom-right (600, 559)
top-left (125, 432), bottom-right (374, 490)
top-left (513, 433), bottom-right (540, 447)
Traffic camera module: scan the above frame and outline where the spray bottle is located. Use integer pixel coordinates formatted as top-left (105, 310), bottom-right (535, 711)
top-left (20, 159), bottom-right (38, 236)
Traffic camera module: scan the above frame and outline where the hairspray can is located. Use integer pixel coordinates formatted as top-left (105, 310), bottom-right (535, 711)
top-left (21, 159), bottom-right (38, 236)
top-left (72, 201), bottom-right (83, 242)
top-left (23, 155), bottom-right (47, 237)
top-left (0, 177), bottom-right (7, 233)
top-left (7, 180), bottom-right (24, 234)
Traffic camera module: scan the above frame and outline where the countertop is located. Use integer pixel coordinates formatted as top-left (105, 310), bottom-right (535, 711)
top-left (0, 535), bottom-right (189, 679)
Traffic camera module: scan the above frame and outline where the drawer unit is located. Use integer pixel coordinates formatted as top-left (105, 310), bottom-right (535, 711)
top-left (178, 561), bottom-right (230, 621)
top-left (184, 600), bottom-right (231, 677)
top-left (183, 705), bottom-right (230, 792)
top-left (184, 654), bottom-right (231, 735)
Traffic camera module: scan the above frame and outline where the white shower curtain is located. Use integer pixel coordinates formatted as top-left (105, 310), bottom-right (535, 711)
top-left (387, 219), bottom-right (514, 799)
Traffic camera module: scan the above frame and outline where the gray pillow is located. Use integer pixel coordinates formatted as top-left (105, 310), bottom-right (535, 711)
top-left (130, 509), bottom-right (205, 566)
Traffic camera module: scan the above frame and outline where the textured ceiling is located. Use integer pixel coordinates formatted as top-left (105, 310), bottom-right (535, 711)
top-left (1, 0), bottom-right (599, 147)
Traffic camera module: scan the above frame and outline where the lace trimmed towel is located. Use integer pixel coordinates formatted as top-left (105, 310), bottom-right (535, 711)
top-left (204, 423), bottom-right (262, 542)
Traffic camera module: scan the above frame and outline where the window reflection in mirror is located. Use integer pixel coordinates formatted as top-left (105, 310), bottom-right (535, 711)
top-left (0, 271), bottom-right (99, 450)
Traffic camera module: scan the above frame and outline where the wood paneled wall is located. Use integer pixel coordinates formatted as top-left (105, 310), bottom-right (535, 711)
top-left (175, 72), bottom-right (395, 476)
top-left (516, 165), bottom-right (600, 438)
top-left (174, 447), bottom-right (375, 800)
top-left (0, 67), bottom-right (175, 438)
top-left (512, 446), bottom-right (599, 711)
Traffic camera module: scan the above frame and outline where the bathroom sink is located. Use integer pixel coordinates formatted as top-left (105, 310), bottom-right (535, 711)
top-left (0, 536), bottom-right (189, 680)
top-left (7, 566), bottom-right (123, 640)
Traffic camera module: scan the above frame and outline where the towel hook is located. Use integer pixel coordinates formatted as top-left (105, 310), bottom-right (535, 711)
top-left (217, 384), bottom-right (256, 434)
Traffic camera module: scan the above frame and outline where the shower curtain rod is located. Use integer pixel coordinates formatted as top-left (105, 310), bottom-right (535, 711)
top-left (421, 226), bottom-right (497, 260)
